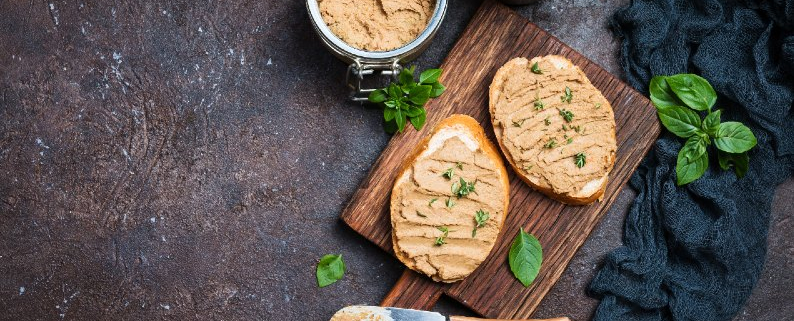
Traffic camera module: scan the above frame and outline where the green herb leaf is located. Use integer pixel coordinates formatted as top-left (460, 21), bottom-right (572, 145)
top-left (416, 210), bottom-right (427, 218)
top-left (430, 82), bottom-right (446, 98)
top-left (702, 109), bottom-right (722, 137)
top-left (429, 198), bottom-right (438, 206)
top-left (718, 150), bottom-right (749, 178)
top-left (442, 168), bottom-right (454, 179)
top-left (512, 119), bottom-right (526, 127)
top-left (649, 76), bottom-right (683, 108)
top-left (410, 110), bottom-right (426, 131)
top-left (676, 146), bottom-right (708, 186)
top-left (508, 228), bottom-right (543, 287)
top-left (713, 122), bottom-right (757, 153)
top-left (531, 62), bottom-right (543, 74)
top-left (419, 69), bottom-right (442, 84)
top-left (559, 109), bottom-right (574, 122)
top-left (544, 117), bottom-right (551, 126)
top-left (399, 66), bottom-right (415, 86)
top-left (435, 226), bottom-right (450, 246)
top-left (453, 177), bottom-right (475, 198)
top-left (383, 108), bottom-right (396, 122)
top-left (394, 108), bottom-right (406, 133)
top-left (472, 209), bottom-right (490, 237)
top-left (656, 105), bottom-right (702, 138)
top-left (682, 135), bottom-right (708, 163)
top-left (560, 86), bottom-right (573, 103)
top-left (456, 162), bottom-right (463, 170)
top-left (445, 198), bottom-right (455, 208)
top-left (409, 85), bottom-right (432, 106)
top-left (665, 74), bottom-right (717, 111)
top-left (316, 254), bottom-right (345, 288)
top-left (544, 139), bottom-right (557, 149)
top-left (368, 89), bottom-right (388, 103)
top-left (534, 98), bottom-right (545, 110)
top-left (574, 152), bottom-right (586, 168)
top-left (387, 83), bottom-right (402, 99)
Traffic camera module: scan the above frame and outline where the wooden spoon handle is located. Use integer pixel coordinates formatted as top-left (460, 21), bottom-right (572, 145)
top-left (449, 316), bottom-right (571, 321)
top-left (380, 269), bottom-right (446, 310)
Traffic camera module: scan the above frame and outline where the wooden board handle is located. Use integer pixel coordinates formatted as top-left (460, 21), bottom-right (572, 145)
top-left (449, 316), bottom-right (571, 321)
top-left (380, 269), bottom-right (445, 310)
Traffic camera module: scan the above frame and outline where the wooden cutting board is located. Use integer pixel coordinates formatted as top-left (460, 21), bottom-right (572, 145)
top-left (340, 0), bottom-right (660, 318)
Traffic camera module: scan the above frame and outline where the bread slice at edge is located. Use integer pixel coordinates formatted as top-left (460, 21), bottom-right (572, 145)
top-left (489, 55), bottom-right (616, 205)
top-left (390, 114), bottom-right (510, 283)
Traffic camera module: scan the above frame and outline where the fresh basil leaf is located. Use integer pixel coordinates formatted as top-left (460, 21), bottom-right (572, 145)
top-left (665, 74), bottom-right (717, 111)
top-left (702, 109), bottom-right (721, 137)
top-left (405, 106), bottom-right (423, 118)
top-left (713, 122), bottom-right (757, 153)
top-left (430, 82), bottom-right (446, 98)
top-left (399, 66), bottom-right (415, 86)
top-left (409, 85), bottom-right (432, 106)
top-left (508, 227), bottom-right (543, 287)
top-left (682, 135), bottom-right (707, 163)
top-left (419, 69), bottom-right (442, 84)
top-left (410, 110), bottom-right (426, 131)
top-left (394, 109), bottom-right (406, 133)
top-left (384, 100), bottom-right (398, 109)
top-left (368, 89), bottom-right (387, 103)
top-left (676, 147), bottom-right (708, 185)
top-left (718, 150), bottom-right (749, 178)
top-left (657, 105), bottom-right (703, 138)
top-left (316, 254), bottom-right (345, 288)
top-left (649, 76), bottom-right (683, 108)
top-left (387, 83), bottom-right (402, 99)
top-left (401, 82), bottom-right (415, 95)
top-left (384, 108), bottom-right (396, 121)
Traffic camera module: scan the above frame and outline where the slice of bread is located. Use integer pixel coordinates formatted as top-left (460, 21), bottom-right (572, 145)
top-left (390, 115), bottom-right (510, 282)
top-left (489, 55), bottom-right (617, 205)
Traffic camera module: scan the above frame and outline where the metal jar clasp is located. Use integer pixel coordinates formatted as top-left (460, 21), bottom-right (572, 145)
top-left (345, 59), bottom-right (402, 102)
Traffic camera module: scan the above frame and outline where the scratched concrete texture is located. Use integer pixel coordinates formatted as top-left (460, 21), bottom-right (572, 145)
top-left (0, 0), bottom-right (791, 320)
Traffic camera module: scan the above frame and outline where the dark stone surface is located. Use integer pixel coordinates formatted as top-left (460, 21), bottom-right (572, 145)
top-left (0, 0), bottom-right (790, 320)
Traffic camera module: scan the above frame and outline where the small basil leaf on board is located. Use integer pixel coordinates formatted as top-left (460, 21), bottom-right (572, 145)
top-left (718, 150), bottom-right (749, 178)
top-left (676, 147), bottom-right (708, 185)
top-left (657, 105), bottom-right (703, 138)
top-left (409, 85), bottom-right (432, 106)
top-left (713, 121), bottom-right (757, 153)
top-left (430, 82), bottom-right (446, 98)
top-left (682, 135), bottom-right (708, 162)
top-left (649, 76), bottom-right (683, 108)
top-left (368, 89), bottom-right (387, 103)
top-left (316, 254), bottom-right (345, 288)
top-left (665, 74), bottom-right (717, 111)
top-left (410, 110), bottom-right (426, 131)
top-left (702, 109), bottom-right (722, 137)
top-left (419, 69), bottom-right (442, 84)
top-left (508, 227), bottom-right (543, 287)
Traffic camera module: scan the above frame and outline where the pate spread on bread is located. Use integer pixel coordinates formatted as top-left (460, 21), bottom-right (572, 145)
top-left (489, 55), bottom-right (616, 205)
top-left (390, 115), bottom-right (509, 282)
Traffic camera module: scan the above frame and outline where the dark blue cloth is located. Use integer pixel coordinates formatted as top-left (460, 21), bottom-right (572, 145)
top-left (588, 0), bottom-right (794, 320)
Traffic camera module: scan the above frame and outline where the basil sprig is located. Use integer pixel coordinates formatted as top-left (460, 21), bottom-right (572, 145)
top-left (316, 254), bottom-right (345, 288)
top-left (649, 74), bottom-right (757, 185)
top-left (368, 66), bottom-right (446, 134)
top-left (508, 227), bottom-right (543, 287)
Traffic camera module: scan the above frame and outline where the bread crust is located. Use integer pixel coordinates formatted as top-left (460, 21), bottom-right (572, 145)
top-left (489, 55), bottom-right (616, 205)
top-left (390, 114), bottom-right (510, 282)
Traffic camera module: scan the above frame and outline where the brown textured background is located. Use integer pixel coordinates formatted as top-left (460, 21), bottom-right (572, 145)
top-left (0, 0), bottom-right (791, 320)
